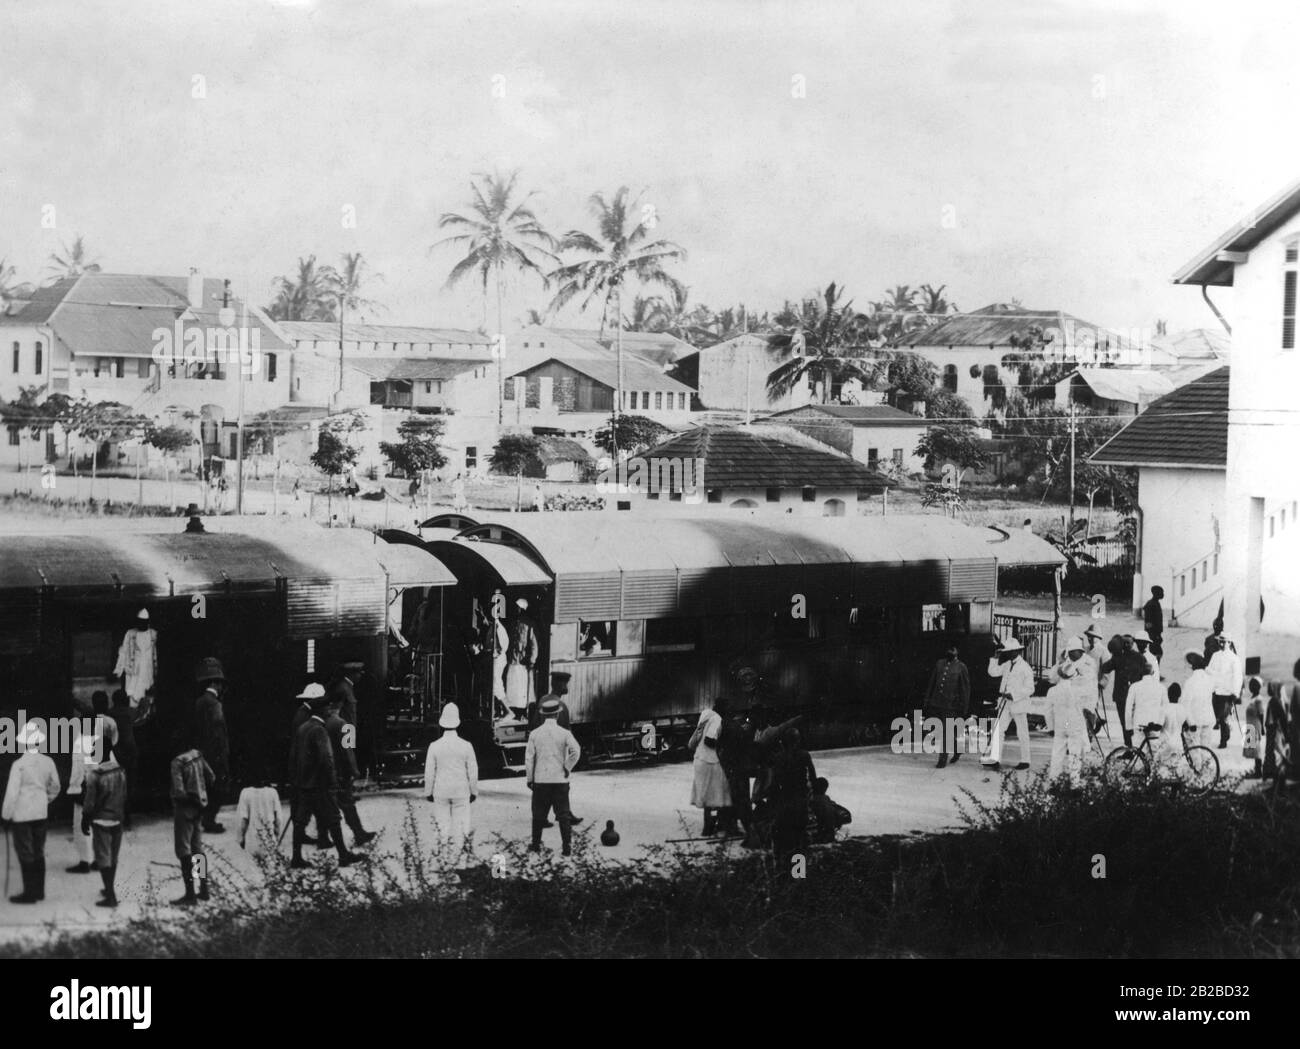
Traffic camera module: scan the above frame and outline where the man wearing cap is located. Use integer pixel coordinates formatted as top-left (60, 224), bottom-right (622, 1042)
top-left (290, 691), bottom-right (359, 869)
top-left (1082, 624), bottom-right (1109, 728)
top-left (193, 657), bottom-right (230, 833)
top-left (529, 671), bottom-right (573, 732)
top-left (1132, 630), bottom-right (1160, 678)
top-left (328, 662), bottom-right (364, 729)
top-left (525, 698), bottom-right (582, 855)
top-left (981, 637), bottom-right (1034, 771)
top-left (2, 723), bottom-right (62, 904)
top-left (113, 607), bottom-right (158, 709)
top-left (1046, 638), bottom-right (1095, 783)
top-left (288, 683), bottom-right (326, 844)
top-left (923, 644), bottom-right (971, 768)
top-left (423, 703), bottom-right (479, 864)
top-left (505, 599), bottom-right (538, 711)
top-left (1207, 634), bottom-right (1244, 750)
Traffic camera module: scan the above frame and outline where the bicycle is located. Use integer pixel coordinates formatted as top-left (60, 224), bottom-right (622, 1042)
top-left (1102, 726), bottom-right (1220, 792)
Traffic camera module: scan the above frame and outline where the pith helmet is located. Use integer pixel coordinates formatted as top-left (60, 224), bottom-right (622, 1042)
top-left (195, 656), bottom-right (225, 683)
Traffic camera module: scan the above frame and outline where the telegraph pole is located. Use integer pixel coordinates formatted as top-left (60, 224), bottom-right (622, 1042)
top-left (234, 279), bottom-right (246, 516)
top-left (1067, 398), bottom-right (1077, 528)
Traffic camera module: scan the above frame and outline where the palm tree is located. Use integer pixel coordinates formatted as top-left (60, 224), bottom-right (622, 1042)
top-left (266, 256), bottom-right (335, 322)
top-left (917, 283), bottom-right (957, 322)
top-left (645, 285), bottom-right (713, 345)
top-left (766, 283), bottom-right (882, 403)
top-left (622, 294), bottom-right (659, 332)
top-left (45, 235), bottom-right (101, 283)
top-left (869, 284), bottom-right (925, 344)
top-left (548, 186), bottom-right (687, 439)
top-left (323, 252), bottom-right (384, 403)
top-left (0, 258), bottom-right (17, 305)
top-left (434, 170), bottom-right (558, 424)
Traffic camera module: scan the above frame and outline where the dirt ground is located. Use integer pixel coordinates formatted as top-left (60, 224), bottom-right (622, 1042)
top-left (0, 719), bottom-right (1257, 948)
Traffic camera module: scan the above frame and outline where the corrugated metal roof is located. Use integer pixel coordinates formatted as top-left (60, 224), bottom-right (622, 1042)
top-left (1090, 366), bottom-right (1229, 468)
top-left (0, 278), bottom-right (79, 325)
top-left (436, 537), bottom-right (554, 585)
top-left (278, 321), bottom-right (492, 345)
top-left (344, 356), bottom-right (491, 381)
top-left (1068, 368), bottom-right (1175, 405)
top-left (510, 354), bottom-right (693, 393)
top-left (547, 327), bottom-right (696, 367)
top-left (894, 303), bottom-right (1138, 353)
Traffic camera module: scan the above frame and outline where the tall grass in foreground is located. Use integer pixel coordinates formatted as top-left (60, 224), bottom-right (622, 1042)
top-left (8, 778), bottom-right (1300, 959)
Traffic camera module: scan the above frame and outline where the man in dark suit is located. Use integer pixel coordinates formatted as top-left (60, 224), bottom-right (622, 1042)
top-left (923, 645), bottom-right (971, 767)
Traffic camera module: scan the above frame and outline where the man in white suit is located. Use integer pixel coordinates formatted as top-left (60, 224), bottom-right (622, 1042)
top-left (423, 703), bottom-right (478, 866)
top-left (981, 637), bottom-right (1035, 772)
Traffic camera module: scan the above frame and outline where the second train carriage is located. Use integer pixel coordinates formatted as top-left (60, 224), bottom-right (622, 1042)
top-left (380, 512), bottom-right (1066, 766)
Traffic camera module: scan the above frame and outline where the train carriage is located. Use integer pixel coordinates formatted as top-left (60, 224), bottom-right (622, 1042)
top-left (382, 513), bottom-right (1066, 766)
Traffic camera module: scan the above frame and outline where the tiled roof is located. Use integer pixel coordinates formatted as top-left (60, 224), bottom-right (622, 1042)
top-left (344, 357), bottom-right (491, 381)
top-left (279, 321), bottom-right (492, 345)
top-left (643, 424), bottom-right (895, 490)
top-left (1089, 367), bottom-right (1229, 468)
top-left (510, 355), bottom-right (693, 394)
top-left (764, 404), bottom-right (925, 426)
top-left (894, 303), bottom-right (1138, 353)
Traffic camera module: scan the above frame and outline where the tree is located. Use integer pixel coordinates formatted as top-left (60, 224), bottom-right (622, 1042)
top-left (548, 186), bottom-right (687, 449)
top-left (68, 399), bottom-right (131, 500)
top-left (765, 282), bottom-right (880, 403)
top-left (266, 256), bottom-right (335, 321)
top-left (323, 252), bottom-right (384, 402)
top-left (0, 258), bottom-right (17, 305)
top-left (622, 294), bottom-right (659, 332)
top-left (0, 386), bottom-right (48, 472)
top-left (917, 283), bottom-right (957, 321)
top-left (488, 434), bottom-right (544, 477)
top-left (644, 285), bottom-right (713, 345)
top-left (145, 423), bottom-right (197, 510)
top-left (45, 235), bottom-right (101, 282)
top-left (869, 284), bottom-right (926, 344)
top-left (311, 429), bottom-right (359, 485)
top-left (435, 170), bottom-right (558, 423)
top-left (916, 424), bottom-right (986, 487)
top-left (592, 414), bottom-right (672, 457)
top-left (380, 416), bottom-right (447, 478)
top-left (988, 398), bottom-right (1128, 507)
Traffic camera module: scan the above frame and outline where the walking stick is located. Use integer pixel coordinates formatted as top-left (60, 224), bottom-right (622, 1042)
top-left (982, 695), bottom-right (1010, 760)
top-left (3, 824), bottom-right (10, 899)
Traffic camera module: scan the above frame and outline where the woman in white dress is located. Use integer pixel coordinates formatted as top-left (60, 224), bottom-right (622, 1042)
top-left (690, 698), bottom-right (732, 835)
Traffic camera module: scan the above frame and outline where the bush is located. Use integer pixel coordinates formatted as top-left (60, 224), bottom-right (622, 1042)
top-left (8, 782), bottom-right (1300, 958)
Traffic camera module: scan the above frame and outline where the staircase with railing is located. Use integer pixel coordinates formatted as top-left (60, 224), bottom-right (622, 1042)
top-left (1168, 547), bottom-right (1222, 626)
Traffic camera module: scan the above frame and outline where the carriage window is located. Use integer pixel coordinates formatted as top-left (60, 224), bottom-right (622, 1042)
top-left (578, 619), bottom-right (617, 658)
top-left (921, 603), bottom-right (970, 633)
top-left (849, 605), bottom-right (897, 641)
top-left (645, 617), bottom-right (699, 653)
top-left (774, 609), bottom-right (826, 642)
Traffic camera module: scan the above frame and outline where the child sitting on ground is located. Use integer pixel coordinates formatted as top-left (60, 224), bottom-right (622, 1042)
top-left (810, 777), bottom-right (851, 844)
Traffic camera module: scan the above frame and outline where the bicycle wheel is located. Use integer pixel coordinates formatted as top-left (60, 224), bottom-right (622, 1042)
top-left (1103, 745), bottom-right (1149, 784)
top-left (1182, 746), bottom-right (1220, 791)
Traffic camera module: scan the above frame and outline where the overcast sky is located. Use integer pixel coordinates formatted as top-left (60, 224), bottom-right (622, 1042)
top-left (1, 0), bottom-right (1297, 336)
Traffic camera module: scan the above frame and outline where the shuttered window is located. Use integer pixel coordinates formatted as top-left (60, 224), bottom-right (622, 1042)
top-left (1284, 269), bottom-right (1297, 350)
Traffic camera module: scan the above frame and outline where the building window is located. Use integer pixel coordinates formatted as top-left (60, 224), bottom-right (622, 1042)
top-left (942, 364), bottom-right (958, 393)
top-left (265, 353), bottom-right (277, 382)
top-left (137, 358), bottom-right (152, 378)
top-left (578, 619), bottom-right (617, 658)
top-left (425, 382), bottom-right (432, 394)
top-left (465, 446), bottom-right (477, 470)
top-left (707, 489), bottom-right (722, 503)
top-left (823, 498), bottom-right (846, 517)
top-left (1180, 575), bottom-right (1186, 597)
top-left (1202, 561), bottom-right (1208, 583)
top-left (765, 487), bottom-right (781, 502)
top-left (34, 342), bottom-right (42, 375)
top-left (678, 393), bottom-right (686, 410)
top-left (647, 491), bottom-right (660, 500)
top-left (1213, 552), bottom-right (1218, 575)
top-left (504, 381), bottom-right (515, 400)
top-left (654, 392), bottom-right (662, 409)
top-left (295, 377), bottom-right (301, 392)
top-left (12, 342), bottom-right (19, 374)
top-left (802, 486), bottom-right (816, 502)
top-left (867, 448), bottom-right (879, 468)
top-left (6, 427), bottom-right (17, 447)
top-left (1270, 516), bottom-right (1275, 538)
top-left (892, 448), bottom-right (904, 467)
top-left (645, 617), bottom-right (699, 653)
top-left (1284, 244), bottom-right (1298, 349)
top-left (668, 492), bottom-right (682, 502)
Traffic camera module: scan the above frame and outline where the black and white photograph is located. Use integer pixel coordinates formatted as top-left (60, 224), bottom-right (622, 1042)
top-left (0, 0), bottom-right (1297, 1008)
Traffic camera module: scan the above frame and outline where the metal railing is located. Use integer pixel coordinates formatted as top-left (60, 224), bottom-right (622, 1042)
top-left (993, 612), bottom-right (1057, 677)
